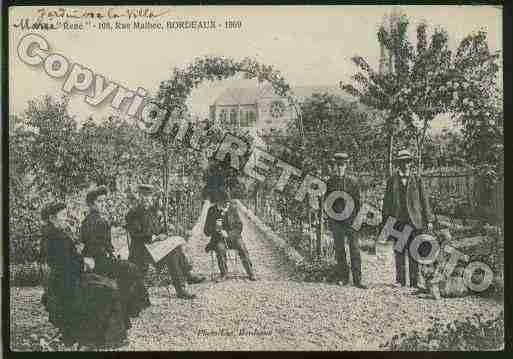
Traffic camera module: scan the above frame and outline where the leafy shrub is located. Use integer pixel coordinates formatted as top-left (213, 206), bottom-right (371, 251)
top-left (9, 261), bottom-right (175, 288)
top-left (10, 263), bottom-right (49, 287)
top-left (381, 311), bottom-right (504, 350)
top-left (9, 185), bottom-right (54, 264)
top-left (292, 257), bottom-right (338, 283)
top-left (430, 189), bottom-right (474, 220)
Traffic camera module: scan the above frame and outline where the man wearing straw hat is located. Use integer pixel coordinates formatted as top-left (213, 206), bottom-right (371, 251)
top-left (382, 149), bottom-right (434, 288)
top-left (326, 152), bottom-right (366, 289)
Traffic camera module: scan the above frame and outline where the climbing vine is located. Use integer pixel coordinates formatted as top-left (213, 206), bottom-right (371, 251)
top-left (155, 56), bottom-right (301, 139)
top-left (151, 56), bottom-right (299, 203)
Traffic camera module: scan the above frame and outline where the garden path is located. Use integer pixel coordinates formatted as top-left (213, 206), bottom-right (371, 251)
top-left (10, 202), bottom-right (503, 350)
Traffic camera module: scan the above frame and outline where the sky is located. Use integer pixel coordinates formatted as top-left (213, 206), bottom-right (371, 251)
top-left (9, 5), bottom-right (502, 131)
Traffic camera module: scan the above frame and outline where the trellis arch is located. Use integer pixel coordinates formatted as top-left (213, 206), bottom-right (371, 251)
top-left (148, 56), bottom-right (303, 231)
top-left (154, 56), bottom-right (304, 139)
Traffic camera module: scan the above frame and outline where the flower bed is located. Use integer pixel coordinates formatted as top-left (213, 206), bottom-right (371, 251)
top-left (381, 311), bottom-right (504, 350)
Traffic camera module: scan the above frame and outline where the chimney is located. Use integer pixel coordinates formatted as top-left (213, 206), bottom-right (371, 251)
top-left (379, 6), bottom-right (405, 75)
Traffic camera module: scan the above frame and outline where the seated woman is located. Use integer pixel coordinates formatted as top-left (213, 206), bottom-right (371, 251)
top-left (79, 186), bottom-right (150, 321)
top-left (41, 201), bottom-right (128, 348)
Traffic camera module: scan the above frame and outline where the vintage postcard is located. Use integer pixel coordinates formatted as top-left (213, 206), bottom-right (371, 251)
top-left (6, 4), bottom-right (504, 352)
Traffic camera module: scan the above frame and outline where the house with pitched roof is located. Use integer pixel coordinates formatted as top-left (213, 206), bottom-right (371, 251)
top-left (209, 85), bottom-right (358, 136)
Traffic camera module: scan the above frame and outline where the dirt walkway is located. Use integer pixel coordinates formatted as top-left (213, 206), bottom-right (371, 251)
top-left (10, 205), bottom-right (503, 351)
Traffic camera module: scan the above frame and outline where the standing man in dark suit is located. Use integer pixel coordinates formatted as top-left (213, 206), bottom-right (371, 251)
top-left (382, 149), bottom-right (434, 288)
top-left (326, 152), bottom-right (366, 289)
top-left (204, 190), bottom-right (256, 282)
top-left (126, 184), bottom-right (205, 299)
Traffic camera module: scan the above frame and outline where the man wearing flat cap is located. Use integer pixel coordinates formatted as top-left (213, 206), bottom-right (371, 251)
top-left (326, 152), bottom-right (366, 289)
top-left (126, 184), bottom-right (205, 299)
top-left (382, 149), bottom-right (434, 288)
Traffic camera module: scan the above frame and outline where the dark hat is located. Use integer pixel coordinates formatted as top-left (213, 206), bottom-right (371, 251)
top-left (333, 152), bottom-right (350, 161)
top-left (86, 185), bottom-right (108, 205)
top-left (206, 174), bottom-right (226, 191)
top-left (136, 184), bottom-right (158, 196)
top-left (41, 202), bottom-right (66, 221)
top-left (210, 190), bottom-right (228, 203)
top-left (394, 149), bottom-right (413, 162)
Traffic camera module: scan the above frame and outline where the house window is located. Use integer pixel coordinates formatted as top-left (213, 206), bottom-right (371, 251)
top-left (248, 111), bottom-right (256, 127)
top-left (209, 106), bottom-right (216, 123)
top-left (219, 109), bottom-right (227, 124)
top-left (240, 112), bottom-right (248, 127)
top-left (240, 111), bottom-right (256, 127)
top-left (230, 109), bottom-right (238, 126)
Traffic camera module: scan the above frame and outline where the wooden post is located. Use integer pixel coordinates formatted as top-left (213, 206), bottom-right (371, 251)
top-left (175, 190), bottom-right (180, 234)
top-left (308, 211), bottom-right (313, 259)
top-left (254, 187), bottom-right (258, 215)
top-left (316, 200), bottom-right (323, 258)
top-left (162, 142), bottom-right (170, 233)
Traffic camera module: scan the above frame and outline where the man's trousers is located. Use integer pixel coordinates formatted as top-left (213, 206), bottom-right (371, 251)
top-left (131, 245), bottom-right (191, 289)
top-left (213, 236), bottom-right (254, 277)
top-left (393, 227), bottom-right (419, 287)
top-left (332, 224), bottom-right (362, 285)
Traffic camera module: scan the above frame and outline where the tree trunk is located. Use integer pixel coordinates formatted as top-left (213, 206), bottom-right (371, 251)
top-left (417, 121), bottom-right (429, 174)
top-left (387, 131), bottom-right (394, 178)
top-left (254, 187), bottom-right (258, 216)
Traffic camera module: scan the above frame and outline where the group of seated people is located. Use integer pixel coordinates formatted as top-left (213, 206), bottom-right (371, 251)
top-left (39, 183), bottom-right (256, 348)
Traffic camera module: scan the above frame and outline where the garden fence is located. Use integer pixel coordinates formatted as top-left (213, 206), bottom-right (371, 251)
top-left (242, 169), bottom-right (503, 262)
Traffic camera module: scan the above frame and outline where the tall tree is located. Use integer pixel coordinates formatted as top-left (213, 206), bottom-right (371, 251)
top-left (450, 30), bottom-right (502, 171)
top-left (342, 15), bottom-right (500, 174)
top-left (23, 96), bottom-right (90, 199)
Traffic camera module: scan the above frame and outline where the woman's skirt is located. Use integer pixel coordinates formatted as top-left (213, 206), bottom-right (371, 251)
top-left (45, 272), bottom-right (129, 348)
top-left (94, 256), bottom-right (151, 316)
top-left (109, 259), bottom-right (151, 317)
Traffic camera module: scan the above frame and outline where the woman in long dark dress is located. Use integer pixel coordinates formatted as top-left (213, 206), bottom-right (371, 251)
top-left (79, 186), bottom-right (150, 323)
top-left (41, 202), bottom-right (128, 348)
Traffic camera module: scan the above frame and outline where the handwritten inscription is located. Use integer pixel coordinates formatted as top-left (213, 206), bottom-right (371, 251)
top-left (13, 18), bottom-right (60, 30)
top-left (35, 7), bottom-right (171, 20)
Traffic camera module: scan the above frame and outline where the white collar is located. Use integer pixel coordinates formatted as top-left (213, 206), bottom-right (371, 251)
top-left (398, 170), bottom-right (410, 178)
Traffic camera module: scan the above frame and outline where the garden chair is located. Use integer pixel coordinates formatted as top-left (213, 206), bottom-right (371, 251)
top-left (209, 238), bottom-right (242, 281)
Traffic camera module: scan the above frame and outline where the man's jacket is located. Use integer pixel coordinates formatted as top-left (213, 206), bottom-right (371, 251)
top-left (125, 205), bottom-right (164, 264)
top-left (325, 174), bottom-right (361, 227)
top-left (204, 203), bottom-right (242, 250)
top-left (382, 173), bottom-right (434, 230)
